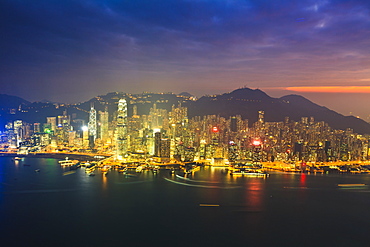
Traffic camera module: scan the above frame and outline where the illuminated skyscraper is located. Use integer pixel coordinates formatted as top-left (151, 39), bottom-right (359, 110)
top-left (154, 131), bottom-right (162, 157)
top-left (88, 104), bottom-right (97, 148)
top-left (33, 123), bottom-right (41, 133)
top-left (230, 116), bottom-right (236, 132)
top-left (99, 109), bottom-right (109, 143)
top-left (258, 110), bottom-right (264, 124)
top-left (47, 117), bottom-right (57, 132)
top-left (57, 111), bottom-right (70, 144)
top-left (13, 120), bottom-right (23, 147)
top-left (116, 99), bottom-right (128, 158)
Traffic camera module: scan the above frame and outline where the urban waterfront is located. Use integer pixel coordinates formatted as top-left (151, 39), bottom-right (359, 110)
top-left (1, 157), bottom-right (370, 247)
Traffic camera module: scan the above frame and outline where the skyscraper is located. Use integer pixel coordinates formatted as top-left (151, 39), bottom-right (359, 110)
top-left (88, 104), bottom-right (97, 148)
top-left (116, 99), bottom-right (128, 158)
top-left (99, 109), bottom-right (109, 143)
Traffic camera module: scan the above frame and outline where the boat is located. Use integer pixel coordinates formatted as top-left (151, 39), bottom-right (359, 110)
top-left (230, 167), bottom-right (268, 176)
top-left (153, 166), bottom-right (160, 173)
top-left (136, 166), bottom-right (143, 173)
top-left (35, 169), bottom-right (40, 172)
top-left (88, 172), bottom-right (95, 176)
top-left (101, 165), bottom-right (111, 172)
top-left (59, 157), bottom-right (79, 167)
top-left (86, 163), bottom-right (97, 173)
top-left (13, 157), bottom-right (23, 160)
top-left (118, 167), bottom-right (128, 173)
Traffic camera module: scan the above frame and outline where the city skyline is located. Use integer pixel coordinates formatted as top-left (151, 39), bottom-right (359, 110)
top-left (1, 0), bottom-right (370, 119)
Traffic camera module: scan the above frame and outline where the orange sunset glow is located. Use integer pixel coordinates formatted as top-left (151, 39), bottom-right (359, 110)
top-left (285, 86), bottom-right (370, 93)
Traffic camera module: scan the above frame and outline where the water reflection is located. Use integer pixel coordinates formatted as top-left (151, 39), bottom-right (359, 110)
top-left (300, 173), bottom-right (307, 187)
top-left (102, 172), bottom-right (108, 190)
top-left (244, 179), bottom-right (264, 212)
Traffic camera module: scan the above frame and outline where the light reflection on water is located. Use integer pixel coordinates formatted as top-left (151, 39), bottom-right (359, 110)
top-left (245, 179), bottom-right (264, 211)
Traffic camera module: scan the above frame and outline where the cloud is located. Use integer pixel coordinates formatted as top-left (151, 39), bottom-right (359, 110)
top-left (1, 0), bottom-right (370, 102)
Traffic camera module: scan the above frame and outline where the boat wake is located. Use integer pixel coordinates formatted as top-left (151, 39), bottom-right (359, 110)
top-left (62, 171), bottom-right (76, 176)
top-left (176, 174), bottom-right (227, 184)
top-left (164, 177), bottom-right (240, 189)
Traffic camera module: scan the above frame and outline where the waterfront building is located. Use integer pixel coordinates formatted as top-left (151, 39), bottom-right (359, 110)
top-left (2, 94), bottom-right (370, 165)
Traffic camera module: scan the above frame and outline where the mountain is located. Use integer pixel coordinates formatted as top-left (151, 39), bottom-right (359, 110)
top-left (185, 88), bottom-right (370, 134)
top-left (0, 94), bottom-right (30, 109)
top-left (178, 92), bottom-right (193, 97)
top-left (1, 89), bottom-right (370, 134)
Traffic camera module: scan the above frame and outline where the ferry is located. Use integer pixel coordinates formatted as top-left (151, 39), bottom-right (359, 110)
top-left (230, 168), bottom-right (268, 177)
top-left (153, 166), bottom-right (160, 173)
top-left (118, 167), bottom-right (128, 173)
top-left (59, 159), bottom-right (79, 167)
top-left (101, 165), bottom-right (111, 172)
top-left (86, 163), bottom-right (97, 173)
top-left (136, 166), bottom-right (143, 173)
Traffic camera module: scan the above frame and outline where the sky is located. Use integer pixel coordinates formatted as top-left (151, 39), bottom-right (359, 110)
top-left (1, 0), bottom-right (370, 120)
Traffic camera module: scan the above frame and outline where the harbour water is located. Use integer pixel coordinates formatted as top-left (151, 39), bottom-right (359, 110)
top-left (1, 157), bottom-right (370, 247)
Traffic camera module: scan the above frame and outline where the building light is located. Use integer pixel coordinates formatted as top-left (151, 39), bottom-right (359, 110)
top-left (252, 139), bottom-right (261, 146)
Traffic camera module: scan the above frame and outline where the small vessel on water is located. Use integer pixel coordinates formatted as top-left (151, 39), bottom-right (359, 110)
top-left (136, 166), bottom-right (143, 173)
top-left (118, 167), bottom-right (128, 173)
top-left (229, 163), bottom-right (269, 177)
top-left (230, 168), bottom-right (268, 176)
top-left (13, 157), bottom-right (23, 161)
top-left (153, 166), bottom-right (160, 173)
top-left (88, 172), bottom-right (95, 176)
top-left (59, 157), bottom-right (79, 167)
top-left (85, 162), bottom-right (97, 173)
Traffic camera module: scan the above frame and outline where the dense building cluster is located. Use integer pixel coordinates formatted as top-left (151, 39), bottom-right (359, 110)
top-left (1, 97), bottom-right (369, 164)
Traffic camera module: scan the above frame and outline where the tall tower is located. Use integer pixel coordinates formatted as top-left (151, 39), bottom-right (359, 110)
top-left (88, 104), bottom-right (97, 148)
top-left (258, 110), bottom-right (264, 124)
top-left (116, 99), bottom-right (128, 158)
top-left (46, 117), bottom-right (57, 132)
top-left (99, 108), bottom-right (109, 143)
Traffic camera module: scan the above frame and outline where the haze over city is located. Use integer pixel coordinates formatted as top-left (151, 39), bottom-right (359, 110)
top-left (1, 0), bottom-right (370, 119)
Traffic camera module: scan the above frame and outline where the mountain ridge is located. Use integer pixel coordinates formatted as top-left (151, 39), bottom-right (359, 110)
top-left (1, 88), bottom-right (370, 134)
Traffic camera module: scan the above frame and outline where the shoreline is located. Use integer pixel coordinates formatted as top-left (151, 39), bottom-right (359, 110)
top-left (0, 152), bottom-right (110, 161)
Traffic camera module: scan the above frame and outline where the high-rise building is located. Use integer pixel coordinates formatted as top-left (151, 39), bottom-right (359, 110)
top-left (154, 131), bottom-right (162, 157)
top-left (116, 99), bottom-right (128, 158)
top-left (230, 116), bottom-right (237, 132)
top-left (13, 120), bottom-right (23, 147)
top-left (88, 104), bottom-right (97, 148)
top-left (47, 117), bottom-right (57, 132)
top-left (33, 123), bottom-right (41, 133)
top-left (258, 111), bottom-right (264, 124)
top-left (99, 110), bottom-right (109, 143)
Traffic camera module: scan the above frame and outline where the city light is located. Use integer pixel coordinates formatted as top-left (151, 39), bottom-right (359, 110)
top-left (252, 140), bottom-right (261, 146)
top-left (1, 91), bottom-right (369, 168)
